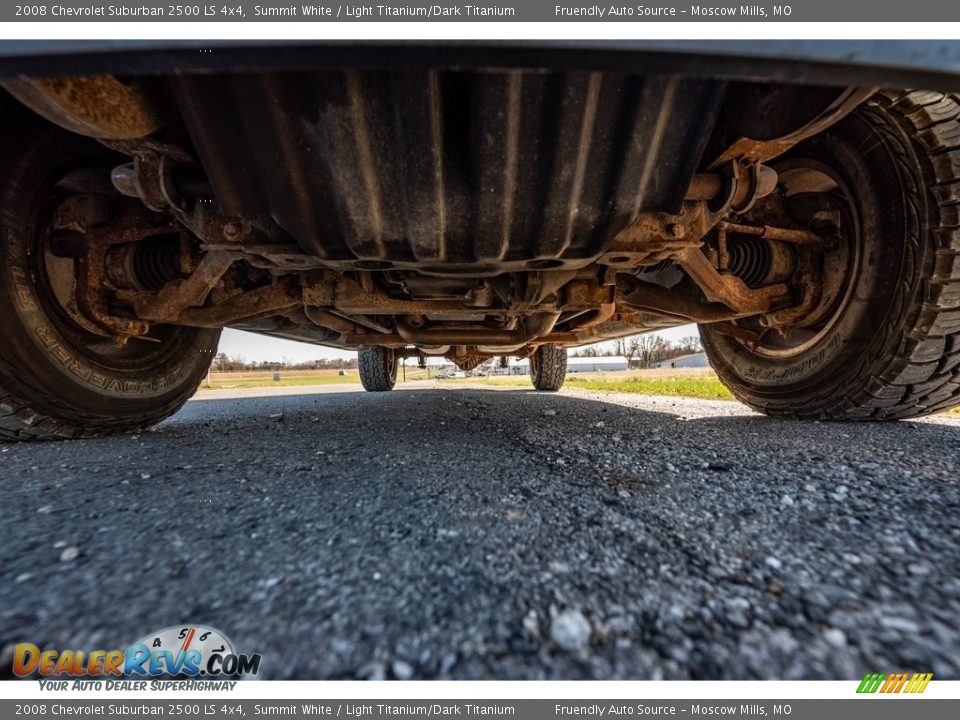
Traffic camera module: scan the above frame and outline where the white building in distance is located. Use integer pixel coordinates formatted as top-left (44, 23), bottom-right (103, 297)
top-left (508, 354), bottom-right (628, 374)
top-left (650, 352), bottom-right (709, 369)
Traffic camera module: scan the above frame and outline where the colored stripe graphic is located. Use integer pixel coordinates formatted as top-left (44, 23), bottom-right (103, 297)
top-left (881, 672), bottom-right (907, 693)
top-left (857, 672), bottom-right (932, 694)
top-left (904, 673), bottom-right (933, 693)
top-left (857, 672), bottom-right (885, 693)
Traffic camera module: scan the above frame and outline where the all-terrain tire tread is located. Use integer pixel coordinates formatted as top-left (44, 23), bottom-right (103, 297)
top-left (530, 344), bottom-right (567, 391)
top-left (0, 368), bottom-right (210, 442)
top-left (707, 91), bottom-right (960, 420)
top-left (358, 348), bottom-right (397, 392)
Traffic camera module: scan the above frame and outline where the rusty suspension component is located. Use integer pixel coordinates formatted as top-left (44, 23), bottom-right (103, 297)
top-left (303, 307), bottom-right (367, 336)
top-left (616, 277), bottom-right (773, 324)
top-left (674, 246), bottom-right (790, 316)
top-left (708, 87), bottom-right (877, 170)
top-left (175, 281), bottom-right (303, 328)
top-left (684, 164), bottom-right (779, 213)
top-left (681, 86), bottom-right (876, 223)
top-left (393, 312), bottom-right (561, 348)
top-left (115, 250), bottom-right (235, 322)
top-left (49, 196), bottom-right (177, 339)
top-left (718, 221), bottom-right (833, 247)
top-left (599, 201), bottom-right (719, 269)
top-left (301, 272), bottom-right (535, 318)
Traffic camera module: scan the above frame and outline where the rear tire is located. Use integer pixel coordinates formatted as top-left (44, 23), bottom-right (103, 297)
top-left (529, 344), bottom-right (567, 391)
top-left (701, 90), bottom-right (960, 420)
top-left (358, 347), bottom-right (398, 391)
top-left (0, 112), bottom-right (220, 441)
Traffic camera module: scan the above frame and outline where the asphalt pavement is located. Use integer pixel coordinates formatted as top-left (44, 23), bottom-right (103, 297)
top-left (1, 383), bottom-right (959, 680)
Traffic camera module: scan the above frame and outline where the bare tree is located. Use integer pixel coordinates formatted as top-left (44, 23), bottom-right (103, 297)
top-left (652, 337), bottom-right (674, 365)
top-left (677, 335), bottom-right (703, 354)
top-left (632, 334), bottom-right (673, 369)
top-left (212, 353), bottom-right (247, 372)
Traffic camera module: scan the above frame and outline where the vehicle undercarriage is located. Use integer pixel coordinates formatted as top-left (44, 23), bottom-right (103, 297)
top-left (1, 42), bottom-right (959, 437)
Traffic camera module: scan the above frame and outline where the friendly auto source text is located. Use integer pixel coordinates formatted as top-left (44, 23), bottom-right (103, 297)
top-left (555, 5), bottom-right (782, 16)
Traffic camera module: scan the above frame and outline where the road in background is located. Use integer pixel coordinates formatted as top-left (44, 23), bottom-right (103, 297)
top-left (1, 384), bottom-right (958, 679)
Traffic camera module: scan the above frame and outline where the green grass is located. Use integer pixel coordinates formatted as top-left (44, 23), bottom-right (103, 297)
top-left (200, 374), bottom-right (361, 390)
top-left (564, 375), bottom-right (734, 400)
top-left (450, 373), bottom-right (734, 400)
top-left (445, 376), bottom-right (530, 387)
top-left (198, 370), bottom-right (959, 414)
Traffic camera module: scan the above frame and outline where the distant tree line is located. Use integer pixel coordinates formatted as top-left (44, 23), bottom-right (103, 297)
top-left (212, 353), bottom-right (358, 372)
top-left (572, 335), bottom-right (702, 369)
top-left (212, 334), bottom-right (701, 372)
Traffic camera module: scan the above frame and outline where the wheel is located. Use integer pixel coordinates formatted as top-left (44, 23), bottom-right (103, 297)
top-left (700, 90), bottom-right (960, 420)
top-left (358, 347), bottom-right (397, 391)
top-left (0, 111), bottom-right (220, 441)
top-left (529, 344), bottom-right (567, 391)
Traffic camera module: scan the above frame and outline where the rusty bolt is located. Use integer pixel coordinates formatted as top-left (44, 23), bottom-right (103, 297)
top-left (222, 221), bottom-right (244, 241)
top-left (668, 223), bottom-right (685, 239)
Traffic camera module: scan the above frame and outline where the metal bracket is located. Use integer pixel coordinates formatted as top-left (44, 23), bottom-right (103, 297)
top-left (116, 250), bottom-right (235, 322)
top-left (708, 87), bottom-right (878, 170)
top-left (673, 246), bottom-right (790, 316)
top-left (600, 201), bottom-right (719, 269)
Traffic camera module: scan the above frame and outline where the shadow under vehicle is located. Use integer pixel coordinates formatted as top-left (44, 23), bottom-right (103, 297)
top-left (1, 40), bottom-right (960, 438)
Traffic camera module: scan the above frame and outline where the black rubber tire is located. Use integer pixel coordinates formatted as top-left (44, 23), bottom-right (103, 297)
top-left (358, 347), bottom-right (398, 391)
top-left (0, 111), bottom-right (220, 441)
top-left (529, 344), bottom-right (567, 391)
top-left (701, 90), bottom-right (960, 420)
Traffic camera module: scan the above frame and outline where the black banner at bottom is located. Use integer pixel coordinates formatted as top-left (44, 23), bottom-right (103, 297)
top-left (1, 699), bottom-right (957, 720)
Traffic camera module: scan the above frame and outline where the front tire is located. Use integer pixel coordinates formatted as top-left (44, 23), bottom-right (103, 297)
top-left (358, 347), bottom-right (398, 391)
top-left (529, 344), bottom-right (567, 391)
top-left (0, 113), bottom-right (220, 441)
top-left (701, 91), bottom-right (960, 420)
